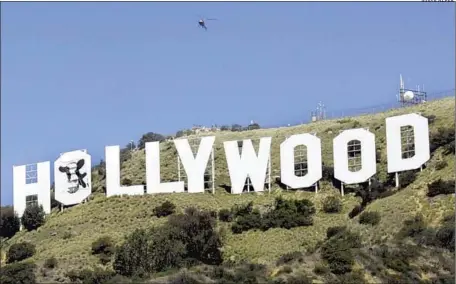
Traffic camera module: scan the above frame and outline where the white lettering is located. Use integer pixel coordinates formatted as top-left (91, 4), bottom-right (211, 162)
top-left (280, 134), bottom-right (322, 189)
top-left (333, 128), bottom-right (376, 184)
top-left (386, 113), bottom-right (430, 173)
top-left (174, 137), bottom-right (215, 193)
top-left (224, 138), bottom-right (271, 194)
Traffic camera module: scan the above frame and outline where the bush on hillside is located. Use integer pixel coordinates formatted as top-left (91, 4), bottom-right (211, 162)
top-left (377, 245), bottom-right (418, 273)
top-left (0, 262), bottom-right (36, 284)
top-left (231, 198), bottom-right (316, 234)
top-left (322, 196), bottom-right (343, 213)
top-left (326, 226), bottom-right (347, 239)
top-left (231, 201), bottom-right (253, 218)
top-left (21, 204), bottom-right (45, 231)
top-left (113, 229), bottom-right (156, 277)
top-left (44, 257), bottom-right (58, 269)
top-left (167, 270), bottom-right (203, 284)
top-left (276, 251), bottom-right (304, 266)
top-left (321, 237), bottom-right (355, 274)
top-left (443, 141), bottom-right (455, 155)
top-left (424, 114), bottom-right (436, 124)
top-left (348, 205), bottom-right (364, 219)
top-left (435, 214), bottom-right (455, 252)
top-left (114, 207), bottom-right (223, 277)
top-left (153, 201), bottom-right (176, 218)
top-left (427, 179), bottom-right (455, 197)
top-left (430, 127), bottom-right (455, 154)
top-left (333, 270), bottom-right (367, 284)
top-left (399, 171), bottom-right (417, 189)
top-left (6, 242), bottom-right (36, 263)
top-left (66, 268), bottom-right (116, 284)
top-left (218, 209), bottom-right (233, 222)
top-left (320, 230), bottom-right (361, 275)
top-left (0, 206), bottom-right (20, 239)
top-left (92, 236), bottom-right (116, 265)
top-left (359, 211), bottom-right (381, 226)
top-left (433, 160), bottom-right (448, 171)
top-left (397, 214), bottom-right (427, 239)
top-left (167, 207), bottom-right (223, 265)
top-left (209, 263), bottom-right (269, 283)
top-left (231, 209), bottom-right (263, 233)
top-left (435, 223), bottom-right (455, 252)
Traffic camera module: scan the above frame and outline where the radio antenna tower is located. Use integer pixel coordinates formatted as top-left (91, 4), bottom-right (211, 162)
top-left (397, 74), bottom-right (427, 107)
top-left (311, 101), bottom-right (326, 122)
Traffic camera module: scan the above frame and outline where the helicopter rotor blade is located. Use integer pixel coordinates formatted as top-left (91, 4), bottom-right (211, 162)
top-left (206, 18), bottom-right (217, 21)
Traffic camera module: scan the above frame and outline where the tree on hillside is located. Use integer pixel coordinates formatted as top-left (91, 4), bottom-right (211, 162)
top-left (0, 206), bottom-right (20, 239)
top-left (231, 124), bottom-right (242, 132)
top-left (138, 132), bottom-right (166, 149)
top-left (248, 123), bottom-right (261, 130)
top-left (113, 207), bottom-right (223, 277)
top-left (21, 204), bottom-right (45, 232)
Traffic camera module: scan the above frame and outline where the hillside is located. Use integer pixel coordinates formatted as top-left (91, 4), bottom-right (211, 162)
top-left (2, 96), bottom-right (455, 283)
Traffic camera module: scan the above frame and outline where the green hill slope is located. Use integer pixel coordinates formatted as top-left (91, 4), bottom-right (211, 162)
top-left (3, 97), bottom-right (455, 283)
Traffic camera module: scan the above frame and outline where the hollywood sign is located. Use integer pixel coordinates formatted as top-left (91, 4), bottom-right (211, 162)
top-left (13, 113), bottom-right (430, 217)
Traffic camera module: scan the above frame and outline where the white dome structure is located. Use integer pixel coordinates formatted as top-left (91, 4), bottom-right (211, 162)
top-left (403, 90), bottom-right (415, 101)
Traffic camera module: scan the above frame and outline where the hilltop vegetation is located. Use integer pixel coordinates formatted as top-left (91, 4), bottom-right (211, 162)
top-left (1, 97), bottom-right (455, 283)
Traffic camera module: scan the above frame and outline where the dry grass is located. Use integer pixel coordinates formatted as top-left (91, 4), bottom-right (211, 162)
top-left (3, 96), bottom-right (455, 281)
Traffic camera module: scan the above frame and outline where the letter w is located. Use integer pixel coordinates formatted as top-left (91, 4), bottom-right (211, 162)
top-left (223, 137), bottom-right (271, 194)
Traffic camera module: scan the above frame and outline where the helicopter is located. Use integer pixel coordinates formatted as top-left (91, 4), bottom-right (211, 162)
top-left (198, 16), bottom-right (217, 31)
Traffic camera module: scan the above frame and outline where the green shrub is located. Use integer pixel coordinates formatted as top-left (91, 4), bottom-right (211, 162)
top-left (377, 245), bottom-right (418, 273)
top-left (153, 201), bottom-right (176, 218)
top-left (21, 204), bottom-right (45, 231)
top-left (168, 270), bottom-right (203, 284)
top-left (0, 262), bottom-right (36, 284)
top-left (231, 209), bottom-right (263, 233)
top-left (232, 201), bottom-right (253, 217)
top-left (326, 226), bottom-right (347, 239)
top-left (218, 209), bottom-right (233, 222)
top-left (0, 206), bottom-right (20, 239)
top-left (91, 236), bottom-right (115, 264)
top-left (66, 268), bottom-right (116, 284)
top-left (113, 229), bottom-right (156, 277)
top-left (359, 211), bottom-right (381, 226)
top-left (44, 257), bottom-right (58, 269)
top-left (334, 270), bottom-right (367, 284)
top-left (320, 230), bottom-right (361, 274)
top-left (322, 196), bottom-right (343, 213)
top-left (276, 251), bottom-right (304, 266)
top-left (434, 160), bottom-right (448, 171)
top-left (399, 171), bottom-right (417, 189)
top-left (231, 198), bottom-right (315, 233)
top-left (443, 141), bottom-right (455, 155)
top-left (114, 207), bottom-right (223, 277)
top-left (398, 214), bottom-right (427, 239)
top-left (6, 242), bottom-right (36, 263)
top-left (430, 127), bottom-right (455, 153)
top-left (348, 205), bottom-right (364, 219)
top-left (313, 263), bottom-right (329, 275)
top-left (427, 179), bottom-right (455, 197)
top-left (209, 263), bottom-right (268, 283)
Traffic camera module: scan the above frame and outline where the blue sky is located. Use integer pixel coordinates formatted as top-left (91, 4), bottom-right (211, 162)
top-left (1, 2), bottom-right (454, 206)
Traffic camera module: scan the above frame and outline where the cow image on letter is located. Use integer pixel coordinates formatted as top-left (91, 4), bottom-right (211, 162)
top-left (58, 159), bottom-right (89, 193)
